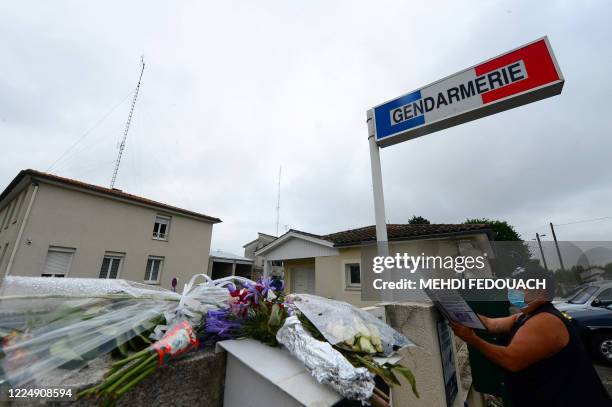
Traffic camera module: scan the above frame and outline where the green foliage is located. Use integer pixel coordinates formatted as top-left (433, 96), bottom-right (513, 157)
top-left (604, 262), bottom-right (612, 280)
top-left (464, 218), bottom-right (521, 241)
top-left (408, 215), bottom-right (431, 225)
top-left (464, 218), bottom-right (532, 278)
top-left (241, 302), bottom-right (289, 346)
top-left (557, 266), bottom-right (584, 285)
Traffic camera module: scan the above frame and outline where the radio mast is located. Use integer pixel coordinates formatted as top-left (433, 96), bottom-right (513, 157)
top-left (276, 166), bottom-right (282, 236)
top-left (110, 56), bottom-right (145, 189)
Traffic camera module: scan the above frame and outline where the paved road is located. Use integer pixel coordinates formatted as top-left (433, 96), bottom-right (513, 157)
top-left (595, 363), bottom-right (612, 396)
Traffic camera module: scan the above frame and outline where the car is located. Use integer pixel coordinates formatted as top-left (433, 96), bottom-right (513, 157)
top-left (564, 304), bottom-right (612, 365)
top-left (554, 280), bottom-right (612, 312)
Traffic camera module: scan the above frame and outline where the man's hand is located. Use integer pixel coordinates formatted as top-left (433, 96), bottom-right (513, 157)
top-left (449, 321), bottom-right (478, 345)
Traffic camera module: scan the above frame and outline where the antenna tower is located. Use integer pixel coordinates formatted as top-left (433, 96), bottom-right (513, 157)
top-left (110, 56), bottom-right (145, 188)
top-left (276, 166), bottom-right (282, 236)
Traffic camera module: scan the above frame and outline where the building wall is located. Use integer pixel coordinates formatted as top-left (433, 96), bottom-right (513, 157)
top-left (284, 235), bottom-right (492, 307)
top-left (315, 248), bottom-right (376, 307)
top-left (6, 182), bottom-right (214, 290)
top-left (283, 258), bottom-right (316, 295)
top-left (244, 234), bottom-right (276, 268)
top-left (0, 183), bottom-right (36, 277)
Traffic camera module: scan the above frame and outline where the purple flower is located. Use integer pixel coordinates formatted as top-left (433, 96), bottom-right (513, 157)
top-left (259, 278), bottom-right (273, 298)
top-left (244, 282), bottom-right (261, 305)
top-left (205, 308), bottom-right (242, 339)
top-left (230, 301), bottom-right (250, 317)
top-left (258, 277), bottom-right (284, 298)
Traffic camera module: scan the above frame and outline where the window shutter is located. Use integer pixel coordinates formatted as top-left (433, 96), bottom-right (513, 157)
top-left (151, 260), bottom-right (160, 281)
top-left (109, 258), bottom-right (120, 279)
top-left (145, 259), bottom-right (153, 281)
top-left (43, 250), bottom-right (73, 276)
top-left (99, 257), bottom-right (110, 278)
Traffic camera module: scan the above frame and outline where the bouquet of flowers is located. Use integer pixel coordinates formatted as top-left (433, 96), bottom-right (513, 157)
top-left (0, 275), bottom-right (225, 393)
top-left (203, 278), bottom-right (419, 405)
top-left (0, 279), bottom-right (178, 388)
top-left (1, 274), bottom-right (418, 406)
top-left (77, 321), bottom-right (199, 402)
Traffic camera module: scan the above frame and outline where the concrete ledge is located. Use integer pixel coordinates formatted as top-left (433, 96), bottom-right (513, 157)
top-left (32, 349), bottom-right (226, 407)
top-left (385, 301), bottom-right (466, 407)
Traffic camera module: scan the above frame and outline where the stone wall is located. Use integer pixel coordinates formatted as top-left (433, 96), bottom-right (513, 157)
top-left (32, 350), bottom-right (226, 407)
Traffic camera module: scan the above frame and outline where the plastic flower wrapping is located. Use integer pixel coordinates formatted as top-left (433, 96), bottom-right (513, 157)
top-left (0, 274), bottom-right (417, 405)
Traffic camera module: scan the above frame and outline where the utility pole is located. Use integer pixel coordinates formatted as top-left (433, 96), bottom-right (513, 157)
top-left (110, 56), bottom-right (145, 189)
top-left (550, 222), bottom-right (566, 272)
top-left (535, 233), bottom-right (549, 271)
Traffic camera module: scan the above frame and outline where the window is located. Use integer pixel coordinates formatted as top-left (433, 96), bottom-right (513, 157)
top-left (41, 247), bottom-right (75, 277)
top-left (345, 263), bottom-right (361, 289)
top-left (569, 286), bottom-right (599, 304)
top-left (144, 256), bottom-right (164, 283)
top-left (595, 288), bottom-right (612, 307)
top-left (152, 215), bottom-right (171, 240)
top-left (99, 253), bottom-right (124, 279)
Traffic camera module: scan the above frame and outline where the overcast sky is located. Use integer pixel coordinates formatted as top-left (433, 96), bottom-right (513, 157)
top-left (2, 1), bottom-right (611, 255)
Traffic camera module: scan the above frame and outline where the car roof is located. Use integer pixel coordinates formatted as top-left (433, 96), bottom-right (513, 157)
top-left (577, 281), bottom-right (612, 293)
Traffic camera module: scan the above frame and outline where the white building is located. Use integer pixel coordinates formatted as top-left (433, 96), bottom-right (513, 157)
top-left (255, 224), bottom-right (493, 306)
top-left (0, 169), bottom-right (221, 290)
top-left (243, 232), bottom-right (281, 279)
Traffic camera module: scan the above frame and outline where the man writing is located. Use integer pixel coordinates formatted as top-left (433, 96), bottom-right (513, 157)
top-left (451, 266), bottom-right (611, 406)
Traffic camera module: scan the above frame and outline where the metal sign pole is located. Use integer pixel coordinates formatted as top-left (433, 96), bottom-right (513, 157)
top-left (367, 110), bottom-right (389, 258)
top-left (367, 110), bottom-right (394, 303)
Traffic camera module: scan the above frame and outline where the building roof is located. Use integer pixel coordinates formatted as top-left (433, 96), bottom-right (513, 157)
top-left (0, 169), bottom-right (221, 223)
top-left (209, 249), bottom-right (253, 262)
top-left (254, 223), bottom-right (491, 256)
top-left (321, 223), bottom-right (491, 246)
top-left (242, 232), bottom-right (277, 248)
top-left (282, 223), bottom-right (490, 247)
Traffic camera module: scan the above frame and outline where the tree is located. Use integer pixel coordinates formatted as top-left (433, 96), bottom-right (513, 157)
top-left (464, 218), bottom-right (531, 278)
top-left (464, 218), bottom-right (521, 241)
top-left (408, 215), bottom-right (430, 225)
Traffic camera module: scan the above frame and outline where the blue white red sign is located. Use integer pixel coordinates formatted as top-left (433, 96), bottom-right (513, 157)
top-left (371, 37), bottom-right (564, 147)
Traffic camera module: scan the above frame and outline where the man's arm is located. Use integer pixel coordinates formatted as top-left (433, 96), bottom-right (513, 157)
top-left (478, 314), bottom-right (520, 334)
top-left (451, 313), bottom-right (569, 372)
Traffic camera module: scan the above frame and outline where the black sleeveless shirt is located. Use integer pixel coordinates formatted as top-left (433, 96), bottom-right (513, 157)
top-left (505, 302), bottom-right (612, 407)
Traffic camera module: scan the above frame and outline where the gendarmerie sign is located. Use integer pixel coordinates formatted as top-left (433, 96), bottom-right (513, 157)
top-left (371, 37), bottom-right (564, 147)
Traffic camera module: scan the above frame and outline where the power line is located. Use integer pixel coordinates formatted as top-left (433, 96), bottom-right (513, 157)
top-left (275, 166), bottom-right (282, 236)
top-left (46, 91), bottom-right (133, 173)
top-left (554, 216), bottom-right (612, 227)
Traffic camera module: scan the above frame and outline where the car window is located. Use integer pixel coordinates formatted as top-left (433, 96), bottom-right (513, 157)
top-left (563, 284), bottom-right (587, 300)
top-left (595, 288), bottom-right (612, 306)
top-left (569, 286), bottom-right (599, 304)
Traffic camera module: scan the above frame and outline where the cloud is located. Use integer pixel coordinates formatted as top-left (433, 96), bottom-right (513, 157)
top-left (1, 0), bottom-right (611, 256)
